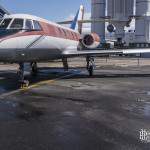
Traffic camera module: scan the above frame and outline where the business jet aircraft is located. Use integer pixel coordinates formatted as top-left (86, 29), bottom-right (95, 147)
top-left (0, 5), bottom-right (150, 87)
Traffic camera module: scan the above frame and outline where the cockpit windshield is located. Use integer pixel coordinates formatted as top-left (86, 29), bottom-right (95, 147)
top-left (10, 19), bottom-right (24, 29)
top-left (0, 19), bottom-right (12, 29)
top-left (0, 18), bottom-right (42, 31)
top-left (0, 18), bottom-right (24, 38)
top-left (0, 18), bottom-right (42, 38)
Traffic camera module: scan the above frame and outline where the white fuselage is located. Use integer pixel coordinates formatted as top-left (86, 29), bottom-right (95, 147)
top-left (0, 14), bottom-right (80, 62)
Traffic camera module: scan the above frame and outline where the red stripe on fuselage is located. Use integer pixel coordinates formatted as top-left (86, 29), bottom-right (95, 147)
top-left (0, 21), bottom-right (81, 42)
top-left (40, 22), bottom-right (80, 41)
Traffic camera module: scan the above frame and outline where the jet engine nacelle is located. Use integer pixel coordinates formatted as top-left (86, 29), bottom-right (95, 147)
top-left (81, 33), bottom-right (100, 49)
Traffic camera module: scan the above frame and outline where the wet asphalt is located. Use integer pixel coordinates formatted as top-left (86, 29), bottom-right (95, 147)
top-left (0, 63), bottom-right (150, 150)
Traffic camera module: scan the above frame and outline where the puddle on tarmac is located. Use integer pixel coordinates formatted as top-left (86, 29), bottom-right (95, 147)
top-left (16, 102), bottom-right (45, 121)
top-left (0, 100), bottom-right (18, 120)
top-left (63, 111), bottom-right (76, 117)
top-left (144, 103), bottom-right (150, 117)
top-left (39, 69), bottom-right (81, 75)
top-left (66, 81), bottom-right (98, 90)
top-left (0, 87), bottom-right (7, 94)
top-left (147, 91), bottom-right (150, 96)
top-left (135, 91), bottom-right (150, 116)
top-left (71, 84), bottom-right (98, 90)
top-left (0, 100), bottom-right (45, 121)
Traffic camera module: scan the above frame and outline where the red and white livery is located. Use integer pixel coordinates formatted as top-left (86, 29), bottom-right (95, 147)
top-left (0, 5), bottom-right (150, 87)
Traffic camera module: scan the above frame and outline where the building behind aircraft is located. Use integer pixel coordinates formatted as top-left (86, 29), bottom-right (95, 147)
top-left (91, 0), bottom-right (150, 48)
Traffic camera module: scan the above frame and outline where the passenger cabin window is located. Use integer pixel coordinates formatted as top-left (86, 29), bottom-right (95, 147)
top-left (71, 32), bottom-right (75, 40)
top-left (0, 19), bottom-right (12, 29)
top-left (25, 19), bottom-right (33, 30)
top-left (10, 19), bottom-right (24, 29)
top-left (74, 33), bottom-right (78, 40)
top-left (58, 28), bottom-right (64, 37)
top-left (58, 28), bottom-right (62, 34)
top-left (33, 20), bottom-right (42, 30)
top-left (62, 29), bottom-right (67, 37)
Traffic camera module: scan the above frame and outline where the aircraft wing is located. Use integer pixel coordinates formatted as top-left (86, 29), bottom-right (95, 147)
top-left (57, 19), bottom-right (109, 25)
top-left (0, 5), bottom-right (10, 18)
top-left (57, 16), bottom-right (112, 25)
top-left (62, 48), bottom-right (150, 57)
top-left (57, 16), bottom-right (145, 25)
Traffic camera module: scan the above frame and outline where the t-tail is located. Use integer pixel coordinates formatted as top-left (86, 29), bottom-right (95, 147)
top-left (70, 5), bottom-right (84, 33)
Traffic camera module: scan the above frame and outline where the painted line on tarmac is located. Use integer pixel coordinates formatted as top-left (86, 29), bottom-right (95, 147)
top-left (0, 70), bottom-right (82, 99)
top-left (22, 71), bottom-right (79, 90)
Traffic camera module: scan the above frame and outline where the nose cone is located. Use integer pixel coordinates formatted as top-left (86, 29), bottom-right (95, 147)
top-left (0, 29), bottom-right (21, 48)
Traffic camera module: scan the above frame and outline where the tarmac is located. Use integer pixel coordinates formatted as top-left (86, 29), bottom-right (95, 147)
top-left (0, 57), bottom-right (150, 150)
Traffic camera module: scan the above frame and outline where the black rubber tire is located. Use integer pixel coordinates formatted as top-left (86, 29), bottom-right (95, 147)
top-left (31, 63), bottom-right (38, 75)
top-left (88, 65), bottom-right (93, 76)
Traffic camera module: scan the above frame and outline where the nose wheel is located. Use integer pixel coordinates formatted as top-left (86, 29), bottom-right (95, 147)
top-left (31, 62), bottom-right (38, 75)
top-left (88, 65), bottom-right (94, 76)
top-left (86, 56), bottom-right (95, 76)
top-left (18, 63), bottom-right (29, 88)
top-left (20, 80), bottom-right (30, 88)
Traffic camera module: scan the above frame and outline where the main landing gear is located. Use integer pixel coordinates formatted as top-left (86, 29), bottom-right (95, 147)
top-left (62, 57), bottom-right (69, 71)
top-left (86, 56), bottom-right (95, 76)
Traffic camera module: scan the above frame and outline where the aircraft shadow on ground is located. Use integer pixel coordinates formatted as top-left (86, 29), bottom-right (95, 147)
top-left (69, 73), bottom-right (150, 79)
top-left (0, 67), bottom-right (150, 90)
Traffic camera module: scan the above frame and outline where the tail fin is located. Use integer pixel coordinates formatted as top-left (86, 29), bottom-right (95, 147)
top-left (70, 5), bottom-right (84, 33)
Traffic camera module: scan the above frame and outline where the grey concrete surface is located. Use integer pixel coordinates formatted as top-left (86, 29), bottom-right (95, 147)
top-left (0, 59), bottom-right (150, 150)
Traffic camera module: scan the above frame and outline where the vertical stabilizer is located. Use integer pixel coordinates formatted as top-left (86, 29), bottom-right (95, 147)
top-left (70, 5), bottom-right (84, 33)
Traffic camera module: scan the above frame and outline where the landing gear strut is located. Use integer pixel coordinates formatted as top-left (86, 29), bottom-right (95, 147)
top-left (86, 56), bottom-right (95, 76)
top-left (31, 62), bottom-right (38, 75)
top-left (62, 57), bottom-right (69, 71)
top-left (18, 63), bottom-right (29, 88)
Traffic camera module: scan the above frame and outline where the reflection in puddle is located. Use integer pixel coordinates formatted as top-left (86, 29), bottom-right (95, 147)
top-left (69, 82), bottom-right (98, 90)
top-left (147, 91), bottom-right (150, 96)
top-left (39, 69), bottom-right (81, 76)
top-left (63, 111), bottom-right (76, 117)
top-left (0, 87), bottom-right (7, 94)
top-left (0, 100), bottom-right (45, 121)
top-left (144, 103), bottom-right (150, 117)
top-left (0, 100), bottom-right (18, 120)
top-left (16, 102), bottom-right (45, 121)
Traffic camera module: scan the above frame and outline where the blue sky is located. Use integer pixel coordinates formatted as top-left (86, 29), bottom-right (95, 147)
top-left (0, 0), bottom-right (90, 21)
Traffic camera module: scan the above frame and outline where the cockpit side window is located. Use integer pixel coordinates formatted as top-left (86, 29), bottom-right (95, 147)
top-left (0, 19), bottom-right (12, 29)
top-left (25, 19), bottom-right (33, 30)
top-left (33, 20), bottom-right (42, 30)
top-left (10, 19), bottom-right (24, 29)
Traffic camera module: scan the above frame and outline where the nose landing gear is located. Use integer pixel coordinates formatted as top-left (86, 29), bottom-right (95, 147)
top-left (31, 62), bottom-right (38, 75)
top-left (18, 63), bottom-right (29, 88)
top-left (86, 56), bottom-right (95, 76)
